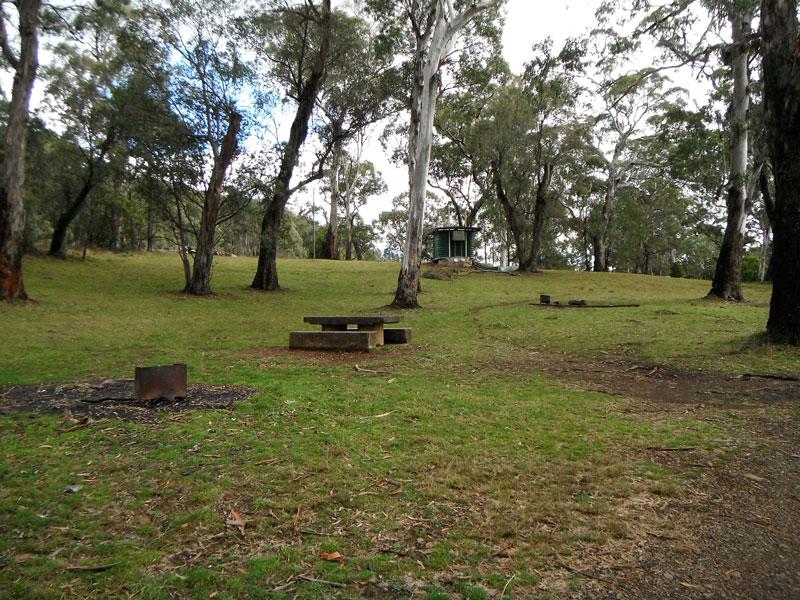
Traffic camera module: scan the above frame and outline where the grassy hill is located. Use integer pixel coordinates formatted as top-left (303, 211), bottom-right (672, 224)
top-left (0, 254), bottom-right (797, 598)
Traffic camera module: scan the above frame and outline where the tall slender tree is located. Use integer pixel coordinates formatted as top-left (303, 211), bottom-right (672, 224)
top-left (709, 1), bottom-right (759, 300)
top-left (251, 0), bottom-right (332, 291)
top-left (45, 0), bottom-right (130, 258)
top-left (133, 0), bottom-right (248, 295)
top-left (374, 0), bottom-right (502, 308)
top-left (0, 0), bottom-right (42, 301)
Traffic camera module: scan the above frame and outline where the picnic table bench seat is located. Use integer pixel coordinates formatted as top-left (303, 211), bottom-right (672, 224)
top-left (290, 330), bottom-right (377, 352)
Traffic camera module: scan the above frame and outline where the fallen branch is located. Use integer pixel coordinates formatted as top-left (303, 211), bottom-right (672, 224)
top-left (298, 575), bottom-right (347, 588)
top-left (741, 373), bottom-right (800, 382)
top-left (360, 411), bottom-right (394, 419)
top-left (65, 562), bottom-right (118, 573)
top-left (647, 447), bottom-right (696, 452)
top-left (354, 365), bottom-right (392, 374)
top-left (500, 574), bottom-right (516, 598)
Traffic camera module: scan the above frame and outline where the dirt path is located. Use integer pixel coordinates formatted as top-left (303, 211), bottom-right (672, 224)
top-left (483, 349), bottom-right (799, 599)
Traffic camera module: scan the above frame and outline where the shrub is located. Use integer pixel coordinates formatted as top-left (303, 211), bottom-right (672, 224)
top-left (741, 255), bottom-right (760, 282)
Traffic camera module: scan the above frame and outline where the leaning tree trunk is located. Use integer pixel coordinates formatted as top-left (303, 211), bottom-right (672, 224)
top-left (709, 10), bottom-right (752, 301)
top-left (0, 0), bottom-right (42, 301)
top-left (186, 110), bottom-right (242, 296)
top-left (252, 0), bottom-right (331, 291)
top-left (761, 0), bottom-right (800, 345)
top-left (49, 178), bottom-right (94, 257)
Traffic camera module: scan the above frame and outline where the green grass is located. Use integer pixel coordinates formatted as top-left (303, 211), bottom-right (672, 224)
top-left (0, 253), bottom-right (797, 598)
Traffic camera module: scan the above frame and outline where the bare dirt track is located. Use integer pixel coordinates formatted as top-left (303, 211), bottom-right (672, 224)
top-left (498, 349), bottom-right (800, 599)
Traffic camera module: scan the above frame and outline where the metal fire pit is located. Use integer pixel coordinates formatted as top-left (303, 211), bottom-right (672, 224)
top-left (134, 364), bottom-right (188, 401)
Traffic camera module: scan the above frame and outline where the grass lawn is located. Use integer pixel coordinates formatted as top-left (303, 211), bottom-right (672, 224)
top-left (1, 253), bottom-right (797, 599)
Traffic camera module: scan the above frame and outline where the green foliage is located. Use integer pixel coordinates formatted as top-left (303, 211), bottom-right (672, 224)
top-left (671, 262), bottom-right (687, 278)
top-left (741, 255), bottom-right (760, 283)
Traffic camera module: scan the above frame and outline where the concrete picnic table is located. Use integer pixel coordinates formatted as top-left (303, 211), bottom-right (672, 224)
top-left (303, 315), bottom-right (401, 346)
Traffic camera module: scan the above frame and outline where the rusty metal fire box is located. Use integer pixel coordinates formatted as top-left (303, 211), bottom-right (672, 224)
top-left (134, 363), bottom-right (187, 401)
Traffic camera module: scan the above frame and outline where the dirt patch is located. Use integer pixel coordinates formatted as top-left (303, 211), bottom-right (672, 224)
top-left (478, 349), bottom-right (800, 598)
top-left (566, 408), bottom-right (800, 600)
top-left (494, 349), bottom-right (800, 407)
top-left (0, 380), bottom-right (256, 423)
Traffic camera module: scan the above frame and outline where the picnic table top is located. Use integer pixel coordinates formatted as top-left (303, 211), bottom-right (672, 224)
top-left (303, 315), bottom-right (402, 326)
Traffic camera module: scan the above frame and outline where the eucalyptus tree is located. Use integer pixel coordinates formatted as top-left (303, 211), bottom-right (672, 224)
top-left (132, 0), bottom-right (248, 296)
top-left (44, 0), bottom-right (133, 258)
top-left (367, 0), bottom-right (503, 308)
top-left (760, 0), bottom-right (800, 344)
top-left (428, 48), bottom-right (508, 230)
top-left (589, 73), bottom-right (680, 272)
top-left (327, 157), bottom-right (386, 260)
top-left (0, 0), bottom-right (42, 301)
top-left (616, 0), bottom-right (762, 296)
top-left (707, 0), bottom-right (761, 300)
top-left (316, 14), bottom-right (401, 260)
top-left (471, 41), bottom-right (590, 272)
top-left (249, 0), bottom-right (332, 291)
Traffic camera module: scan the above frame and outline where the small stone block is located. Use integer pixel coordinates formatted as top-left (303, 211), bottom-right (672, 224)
top-left (540, 294), bottom-right (551, 305)
top-left (384, 328), bottom-right (412, 344)
top-left (290, 331), bottom-right (376, 352)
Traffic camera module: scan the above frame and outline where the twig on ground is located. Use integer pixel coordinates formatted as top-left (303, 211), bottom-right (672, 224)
top-left (647, 446), bottom-right (696, 452)
top-left (500, 574), bottom-right (516, 598)
top-left (354, 365), bottom-right (392, 374)
top-left (298, 575), bottom-right (347, 588)
top-left (65, 563), bottom-right (118, 572)
top-left (360, 411), bottom-right (394, 419)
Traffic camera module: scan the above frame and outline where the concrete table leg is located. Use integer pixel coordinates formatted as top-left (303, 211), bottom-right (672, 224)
top-left (358, 324), bottom-right (384, 346)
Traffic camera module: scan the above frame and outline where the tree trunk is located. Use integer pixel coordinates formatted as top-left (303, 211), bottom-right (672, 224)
top-left (186, 110), bottom-right (242, 296)
top-left (709, 10), bottom-right (752, 301)
top-left (323, 146), bottom-right (340, 260)
top-left (111, 205), bottom-right (123, 251)
top-left (393, 0), bottom-right (499, 307)
top-left (491, 160), bottom-right (529, 271)
top-left (394, 47), bottom-right (441, 307)
top-left (0, 0), bottom-right (41, 301)
top-left (252, 0), bottom-right (331, 291)
top-left (345, 199), bottom-right (353, 260)
top-left (147, 198), bottom-right (156, 251)
top-left (49, 178), bottom-right (93, 257)
top-left (761, 0), bottom-right (800, 344)
top-left (529, 163), bottom-right (553, 272)
top-left (593, 170), bottom-right (618, 272)
top-left (592, 235), bottom-right (606, 272)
